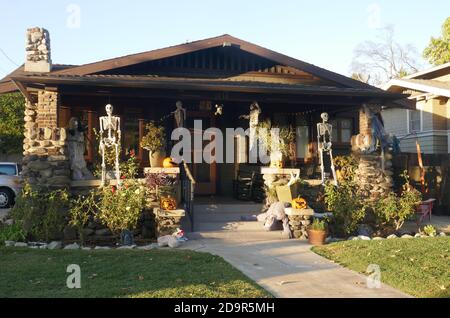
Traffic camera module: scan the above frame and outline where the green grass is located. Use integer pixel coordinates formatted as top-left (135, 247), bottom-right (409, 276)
top-left (313, 237), bottom-right (450, 298)
top-left (0, 248), bottom-right (271, 298)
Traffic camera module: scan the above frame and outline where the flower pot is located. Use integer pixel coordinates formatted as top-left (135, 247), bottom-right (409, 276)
top-left (149, 150), bottom-right (165, 167)
top-left (307, 229), bottom-right (327, 245)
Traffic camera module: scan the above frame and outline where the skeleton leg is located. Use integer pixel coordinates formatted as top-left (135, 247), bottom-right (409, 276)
top-left (114, 143), bottom-right (121, 188)
top-left (329, 149), bottom-right (338, 186)
top-left (319, 148), bottom-right (325, 185)
top-left (100, 143), bottom-right (106, 187)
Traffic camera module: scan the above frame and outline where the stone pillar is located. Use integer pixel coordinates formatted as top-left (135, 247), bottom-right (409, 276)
top-left (22, 90), bottom-right (70, 188)
top-left (25, 27), bottom-right (51, 72)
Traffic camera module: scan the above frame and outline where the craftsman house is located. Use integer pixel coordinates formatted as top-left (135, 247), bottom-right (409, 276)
top-left (0, 28), bottom-right (407, 201)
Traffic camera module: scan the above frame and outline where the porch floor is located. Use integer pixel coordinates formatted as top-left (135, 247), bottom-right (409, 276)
top-left (182, 201), bottom-right (410, 298)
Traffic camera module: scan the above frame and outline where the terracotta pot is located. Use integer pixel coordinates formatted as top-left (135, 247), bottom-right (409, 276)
top-left (149, 150), bottom-right (165, 167)
top-left (307, 229), bottom-right (327, 246)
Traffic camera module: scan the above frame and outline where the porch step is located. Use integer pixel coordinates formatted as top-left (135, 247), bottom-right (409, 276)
top-left (194, 203), bottom-right (263, 222)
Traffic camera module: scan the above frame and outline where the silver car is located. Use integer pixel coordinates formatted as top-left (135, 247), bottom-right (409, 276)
top-left (0, 162), bottom-right (22, 208)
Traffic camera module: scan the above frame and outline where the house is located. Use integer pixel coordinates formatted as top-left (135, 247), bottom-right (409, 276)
top-left (0, 28), bottom-right (406, 201)
top-left (382, 63), bottom-right (450, 211)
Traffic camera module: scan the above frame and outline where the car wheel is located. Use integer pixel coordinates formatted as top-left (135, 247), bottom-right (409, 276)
top-left (0, 188), bottom-right (14, 208)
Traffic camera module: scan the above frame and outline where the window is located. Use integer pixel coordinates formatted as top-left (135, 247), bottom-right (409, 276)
top-left (295, 115), bottom-right (310, 159)
top-left (329, 118), bottom-right (354, 143)
top-left (408, 110), bottom-right (421, 133)
top-left (0, 164), bottom-right (17, 176)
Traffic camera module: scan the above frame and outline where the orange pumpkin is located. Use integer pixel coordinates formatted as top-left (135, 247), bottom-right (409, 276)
top-left (292, 197), bottom-right (307, 210)
top-left (163, 157), bottom-right (178, 168)
top-left (161, 197), bottom-right (177, 210)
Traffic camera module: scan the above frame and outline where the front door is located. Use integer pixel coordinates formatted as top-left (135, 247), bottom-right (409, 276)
top-left (186, 111), bottom-right (217, 195)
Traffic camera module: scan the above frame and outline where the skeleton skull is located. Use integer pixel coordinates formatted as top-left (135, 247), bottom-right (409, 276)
top-left (105, 104), bottom-right (113, 115)
top-left (321, 112), bottom-right (329, 122)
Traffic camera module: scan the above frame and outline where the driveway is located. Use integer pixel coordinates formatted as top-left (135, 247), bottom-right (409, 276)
top-left (183, 203), bottom-right (410, 298)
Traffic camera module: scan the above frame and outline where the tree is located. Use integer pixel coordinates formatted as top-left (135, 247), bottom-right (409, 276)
top-left (351, 26), bottom-right (420, 86)
top-left (423, 17), bottom-right (450, 66)
top-left (0, 92), bottom-right (25, 154)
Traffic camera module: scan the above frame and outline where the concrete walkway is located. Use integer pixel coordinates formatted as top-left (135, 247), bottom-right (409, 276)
top-left (183, 203), bottom-right (411, 298)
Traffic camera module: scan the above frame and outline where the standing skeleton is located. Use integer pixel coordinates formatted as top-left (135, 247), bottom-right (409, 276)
top-left (317, 112), bottom-right (338, 186)
top-left (99, 104), bottom-right (121, 187)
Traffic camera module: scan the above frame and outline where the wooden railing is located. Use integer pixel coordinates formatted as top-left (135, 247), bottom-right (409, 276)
top-left (180, 161), bottom-right (196, 231)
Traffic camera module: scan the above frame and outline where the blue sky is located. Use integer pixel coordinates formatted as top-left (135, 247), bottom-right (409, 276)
top-left (0, 0), bottom-right (448, 78)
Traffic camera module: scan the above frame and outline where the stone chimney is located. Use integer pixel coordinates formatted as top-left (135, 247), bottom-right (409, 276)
top-left (25, 27), bottom-right (51, 72)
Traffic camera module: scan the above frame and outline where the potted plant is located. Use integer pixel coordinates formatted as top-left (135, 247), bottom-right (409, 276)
top-left (140, 121), bottom-right (166, 167)
top-left (307, 218), bottom-right (327, 245)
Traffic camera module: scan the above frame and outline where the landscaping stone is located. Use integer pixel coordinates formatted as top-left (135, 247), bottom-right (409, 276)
top-left (47, 241), bottom-right (62, 249)
top-left (414, 233), bottom-right (421, 238)
top-left (14, 242), bottom-right (28, 247)
top-left (137, 243), bottom-right (158, 250)
top-left (351, 236), bottom-right (360, 241)
top-left (387, 234), bottom-right (398, 239)
top-left (372, 237), bottom-right (384, 240)
top-left (94, 246), bottom-right (111, 250)
top-left (401, 234), bottom-right (413, 239)
top-left (348, 236), bottom-right (355, 240)
top-left (357, 235), bottom-right (371, 240)
top-left (117, 245), bottom-right (136, 250)
top-left (4, 240), bottom-right (15, 247)
top-left (64, 243), bottom-right (80, 250)
top-left (438, 232), bottom-right (446, 237)
top-left (39, 244), bottom-right (48, 249)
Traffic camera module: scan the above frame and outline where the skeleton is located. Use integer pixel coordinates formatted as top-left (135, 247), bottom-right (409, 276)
top-left (239, 102), bottom-right (261, 156)
top-left (99, 104), bottom-right (121, 187)
top-left (317, 112), bottom-right (338, 186)
top-left (173, 101), bottom-right (186, 128)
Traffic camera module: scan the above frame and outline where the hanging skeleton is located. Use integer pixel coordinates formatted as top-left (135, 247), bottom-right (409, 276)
top-left (317, 112), bottom-right (338, 186)
top-left (173, 101), bottom-right (186, 128)
top-left (99, 104), bottom-right (121, 187)
top-left (239, 101), bottom-right (261, 157)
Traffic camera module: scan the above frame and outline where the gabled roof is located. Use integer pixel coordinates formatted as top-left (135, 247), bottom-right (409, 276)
top-left (383, 78), bottom-right (450, 99)
top-left (403, 62), bottom-right (450, 80)
top-left (1, 34), bottom-right (384, 94)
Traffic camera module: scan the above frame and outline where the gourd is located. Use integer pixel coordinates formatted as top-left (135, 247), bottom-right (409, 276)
top-left (292, 197), bottom-right (307, 210)
top-left (160, 197), bottom-right (177, 210)
top-left (163, 157), bottom-right (178, 168)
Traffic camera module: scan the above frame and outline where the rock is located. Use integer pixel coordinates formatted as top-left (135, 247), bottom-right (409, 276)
top-left (63, 226), bottom-right (77, 241)
top-left (401, 234), bottom-right (413, 239)
top-left (64, 243), bottom-right (80, 250)
top-left (47, 241), bottom-right (62, 249)
top-left (438, 232), bottom-right (447, 237)
top-left (94, 246), bottom-right (111, 250)
top-left (44, 127), bottom-right (52, 139)
top-left (4, 240), bottom-right (15, 247)
top-left (387, 234), bottom-right (398, 239)
top-left (95, 228), bottom-right (112, 236)
top-left (117, 245), bottom-right (136, 250)
top-left (348, 236), bottom-right (356, 241)
top-left (14, 242), bottom-right (28, 247)
top-left (137, 243), bottom-right (158, 250)
top-left (27, 160), bottom-right (51, 171)
top-left (357, 235), bottom-right (371, 240)
top-left (39, 244), bottom-right (48, 249)
top-left (168, 236), bottom-right (181, 248)
top-left (372, 237), bottom-right (384, 240)
top-left (414, 233), bottom-right (421, 238)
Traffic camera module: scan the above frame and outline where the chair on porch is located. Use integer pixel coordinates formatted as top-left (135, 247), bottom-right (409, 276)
top-left (416, 198), bottom-right (436, 225)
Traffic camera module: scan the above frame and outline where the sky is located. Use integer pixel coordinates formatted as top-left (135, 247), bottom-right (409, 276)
top-left (0, 0), bottom-right (449, 79)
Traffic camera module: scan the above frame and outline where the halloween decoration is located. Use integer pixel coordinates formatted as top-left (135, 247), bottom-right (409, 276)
top-left (270, 160), bottom-right (283, 169)
top-left (160, 197), bottom-right (177, 210)
top-left (317, 112), bottom-right (338, 186)
top-left (99, 104), bottom-right (121, 187)
top-left (67, 117), bottom-right (94, 180)
top-left (291, 197), bottom-right (307, 210)
top-left (163, 157), bottom-right (178, 168)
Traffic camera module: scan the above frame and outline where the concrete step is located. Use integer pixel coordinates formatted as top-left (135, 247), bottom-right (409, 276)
top-left (194, 203), bottom-right (264, 214)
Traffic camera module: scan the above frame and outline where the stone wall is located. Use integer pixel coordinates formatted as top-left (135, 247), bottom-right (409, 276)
top-left (22, 90), bottom-right (71, 188)
top-left (25, 27), bottom-right (51, 72)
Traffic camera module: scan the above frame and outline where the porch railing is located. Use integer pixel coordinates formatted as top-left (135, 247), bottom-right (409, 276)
top-left (180, 161), bottom-right (196, 231)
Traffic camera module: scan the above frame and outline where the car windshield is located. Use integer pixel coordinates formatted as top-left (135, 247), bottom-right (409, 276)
top-left (0, 164), bottom-right (17, 176)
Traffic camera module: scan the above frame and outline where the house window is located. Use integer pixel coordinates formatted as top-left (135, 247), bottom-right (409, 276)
top-left (330, 118), bottom-right (354, 143)
top-left (408, 110), bottom-right (421, 133)
top-left (295, 115), bottom-right (310, 159)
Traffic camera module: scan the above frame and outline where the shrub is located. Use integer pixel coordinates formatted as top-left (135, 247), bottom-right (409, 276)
top-left (334, 155), bottom-right (358, 182)
top-left (69, 191), bottom-right (97, 244)
top-left (10, 183), bottom-right (69, 241)
top-left (0, 223), bottom-right (26, 244)
top-left (95, 180), bottom-right (146, 234)
top-left (422, 225), bottom-right (437, 237)
top-left (140, 121), bottom-right (165, 153)
top-left (324, 181), bottom-right (365, 236)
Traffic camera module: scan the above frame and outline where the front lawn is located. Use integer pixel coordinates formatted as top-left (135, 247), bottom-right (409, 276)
top-left (313, 237), bottom-right (450, 298)
top-left (0, 248), bottom-right (271, 298)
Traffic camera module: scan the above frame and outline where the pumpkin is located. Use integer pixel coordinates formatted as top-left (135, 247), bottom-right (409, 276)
top-left (292, 197), bottom-right (307, 210)
top-left (163, 157), bottom-right (178, 168)
top-left (270, 160), bottom-right (283, 169)
top-left (160, 197), bottom-right (177, 210)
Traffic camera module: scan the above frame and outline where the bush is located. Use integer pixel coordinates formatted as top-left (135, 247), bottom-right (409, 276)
top-left (69, 191), bottom-right (97, 244)
top-left (10, 183), bottom-right (69, 241)
top-left (309, 219), bottom-right (327, 231)
top-left (324, 181), bottom-right (365, 236)
top-left (0, 223), bottom-right (26, 244)
top-left (422, 225), bottom-right (437, 237)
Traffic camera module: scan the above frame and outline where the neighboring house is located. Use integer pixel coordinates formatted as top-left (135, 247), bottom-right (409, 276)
top-left (382, 63), bottom-right (450, 157)
top-left (0, 28), bottom-right (405, 202)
